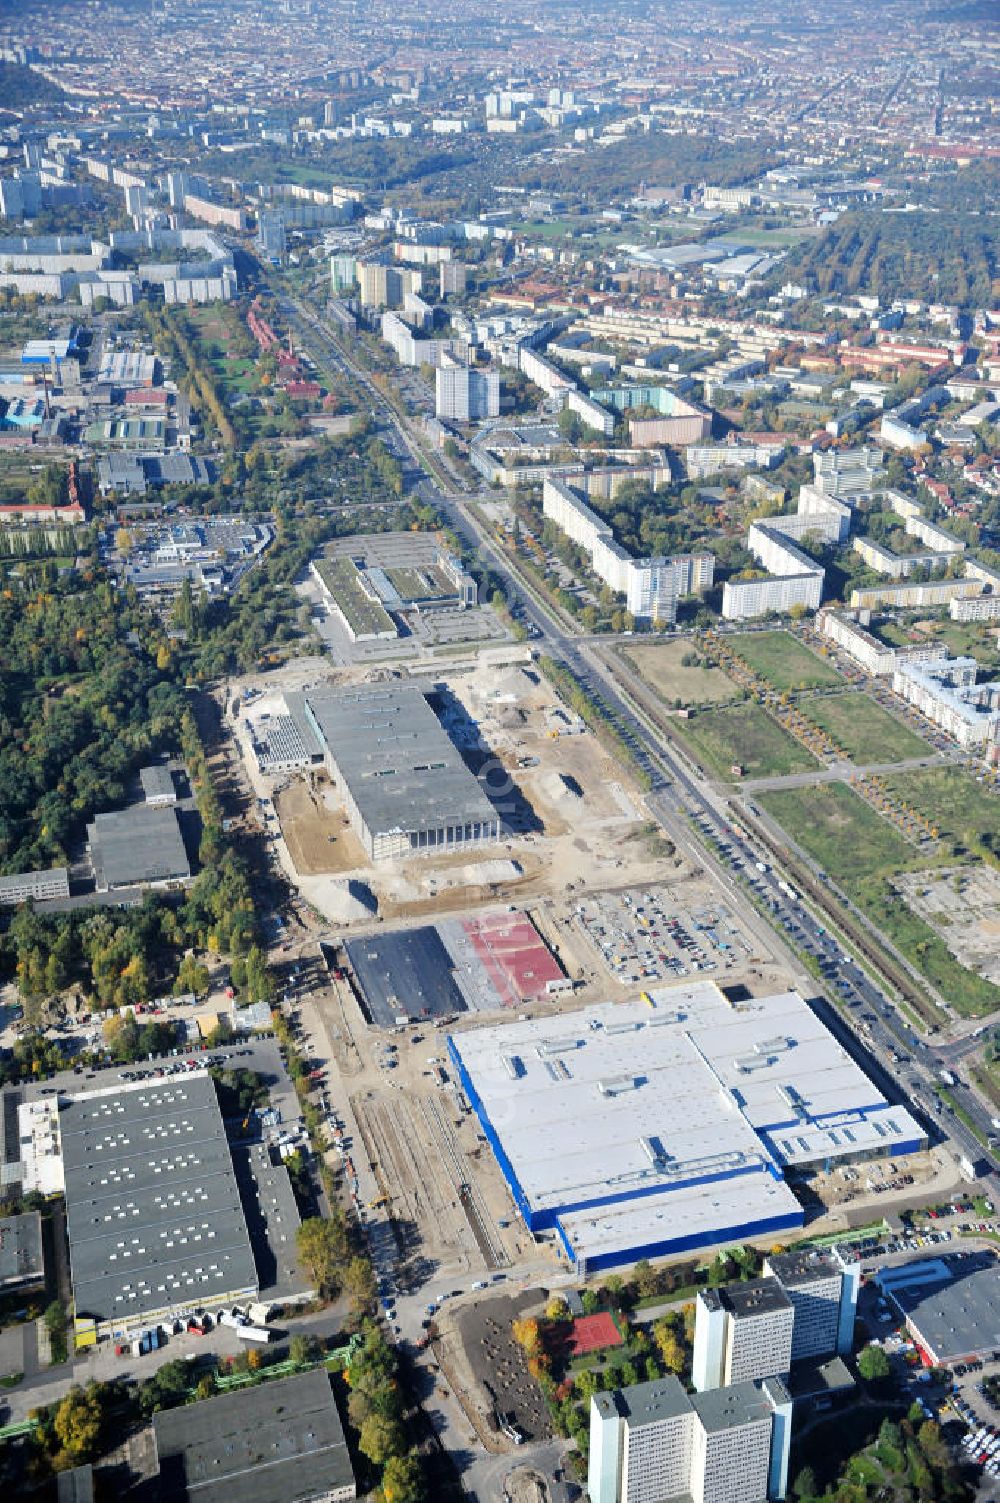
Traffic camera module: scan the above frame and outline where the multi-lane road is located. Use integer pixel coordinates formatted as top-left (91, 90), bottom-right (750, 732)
top-left (279, 288), bottom-right (1000, 1213)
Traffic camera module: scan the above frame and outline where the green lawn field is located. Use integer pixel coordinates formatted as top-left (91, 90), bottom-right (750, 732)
top-left (806, 693), bottom-right (929, 765)
top-left (760, 783), bottom-right (916, 885)
top-left (761, 778), bottom-right (1000, 1016)
top-left (729, 631), bottom-right (843, 692)
top-left (881, 766), bottom-right (1000, 852)
top-left (675, 702), bottom-right (818, 780)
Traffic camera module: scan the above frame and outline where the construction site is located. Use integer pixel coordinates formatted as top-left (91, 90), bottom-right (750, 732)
top-left (222, 648), bottom-right (941, 1390)
top-left (230, 654), bottom-right (684, 927)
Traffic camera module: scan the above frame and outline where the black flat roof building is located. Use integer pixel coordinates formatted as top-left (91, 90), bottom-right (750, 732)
top-left (153, 1369), bottom-right (356, 1503)
top-left (59, 1074), bottom-right (257, 1333)
top-left (87, 804), bottom-right (191, 892)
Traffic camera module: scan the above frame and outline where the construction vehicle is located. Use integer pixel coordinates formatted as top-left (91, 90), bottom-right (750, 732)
top-left (367, 1194), bottom-right (390, 1210)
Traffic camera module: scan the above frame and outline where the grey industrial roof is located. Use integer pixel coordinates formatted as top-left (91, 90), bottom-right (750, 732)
top-left (881, 1254), bottom-right (1000, 1362)
top-left (302, 684), bottom-right (498, 840)
top-left (153, 1369), bottom-right (355, 1503)
top-left (691, 1378), bottom-right (781, 1433)
top-left (139, 765), bottom-right (176, 801)
top-left (0, 1211), bottom-right (43, 1287)
top-left (449, 986), bottom-right (923, 1265)
top-left (722, 1277), bottom-right (793, 1320)
top-left (60, 1074), bottom-right (257, 1326)
top-left (87, 804), bottom-right (191, 890)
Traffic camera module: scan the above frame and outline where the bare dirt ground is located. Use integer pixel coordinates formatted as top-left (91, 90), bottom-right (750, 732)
top-left (275, 776), bottom-right (367, 876)
top-left (505, 1468), bottom-right (551, 1503)
top-left (897, 865), bottom-right (1000, 985)
top-left (438, 1291), bottom-right (554, 1449)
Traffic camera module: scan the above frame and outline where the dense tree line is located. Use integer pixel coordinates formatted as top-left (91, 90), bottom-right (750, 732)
top-left (529, 130), bottom-right (780, 198)
top-left (777, 208), bottom-right (997, 308)
top-left (792, 1410), bottom-right (970, 1503)
top-left (143, 303), bottom-right (237, 448)
top-left (0, 62), bottom-right (65, 111)
top-left (174, 502), bottom-right (416, 678)
top-left (0, 575), bottom-right (187, 874)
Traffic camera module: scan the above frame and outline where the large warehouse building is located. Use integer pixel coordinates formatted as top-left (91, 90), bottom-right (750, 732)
top-left (448, 984), bottom-right (925, 1273)
top-left (300, 683), bottom-right (501, 860)
top-left (876, 1253), bottom-right (1000, 1366)
top-left (20, 1074), bottom-right (258, 1336)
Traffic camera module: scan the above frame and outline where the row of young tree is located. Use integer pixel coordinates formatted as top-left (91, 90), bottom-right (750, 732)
top-left (143, 302), bottom-right (237, 448)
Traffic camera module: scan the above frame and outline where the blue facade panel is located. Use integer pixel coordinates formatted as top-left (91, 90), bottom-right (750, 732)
top-left (447, 1036), bottom-right (536, 1224)
top-left (559, 1207), bottom-right (805, 1273)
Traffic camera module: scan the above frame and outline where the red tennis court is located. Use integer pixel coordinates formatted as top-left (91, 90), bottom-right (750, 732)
top-left (567, 1313), bottom-right (623, 1358)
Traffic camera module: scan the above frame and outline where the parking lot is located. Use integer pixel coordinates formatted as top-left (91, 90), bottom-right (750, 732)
top-left (572, 884), bottom-right (757, 987)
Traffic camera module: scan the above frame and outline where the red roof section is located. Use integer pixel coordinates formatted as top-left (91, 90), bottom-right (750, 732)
top-left (460, 911), bottom-right (564, 1005)
top-left (125, 386), bottom-right (169, 406)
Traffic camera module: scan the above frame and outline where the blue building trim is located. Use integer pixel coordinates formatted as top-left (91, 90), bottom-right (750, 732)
top-left (558, 1207), bottom-right (805, 1273)
top-left (447, 1036), bottom-right (535, 1223)
top-left (546, 1160), bottom-right (782, 1229)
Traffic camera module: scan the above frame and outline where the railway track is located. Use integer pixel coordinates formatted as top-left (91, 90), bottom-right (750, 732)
top-left (422, 1097), bottom-right (508, 1270)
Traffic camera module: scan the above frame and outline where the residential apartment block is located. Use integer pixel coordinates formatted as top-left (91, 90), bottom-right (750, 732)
top-left (692, 1279), bottom-right (794, 1392)
top-left (892, 656), bottom-right (1000, 749)
top-left (818, 608), bottom-right (948, 676)
top-left (763, 1249), bottom-right (860, 1363)
top-left (693, 1253), bottom-right (860, 1396)
top-left (589, 1375), bottom-right (791, 1503)
top-left (542, 475), bottom-right (713, 623)
top-left (435, 362), bottom-right (500, 421)
top-left (722, 526), bottom-right (824, 621)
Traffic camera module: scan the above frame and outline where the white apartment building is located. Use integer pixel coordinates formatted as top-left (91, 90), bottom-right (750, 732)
top-left (950, 594), bottom-right (1000, 622)
top-left (763, 1249), bottom-right (860, 1362)
top-left (435, 363), bottom-right (500, 421)
top-left (692, 1280), bottom-right (794, 1392)
top-left (567, 387), bottom-right (615, 437)
top-left (358, 261), bottom-right (422, 308)
top-left (0, 867), bottom-right (70, 907)
top-left (589, 1375), bottom-right (791, 1503)
top-left (519, 344), bottom-right (575, 399)
top-left (721, 524), bottom-right (824, 621)
top-left (693, 1255), bottom-right (859, 1394)
top-left (811, 446), bottom-right (886, 498)
top-left (687, 444), bottom-right (782, 480)
top-left (903, 514), bottom-right (964, 554)
top-left (892, 656), bottom-right (1000, 748)
top-left (852, 536), bottom-right (956, 580)
top-left (381, 311), bottom-right (462, 369)
top-left (722, 572), bottom-right (823, 621)
top-left (850, 578), bottom-right (985, 610)
top-left (542, 476), bottom-right (713, 624)
top-left (818, 608), bottom-right (948, 677)
top-left (796, 485), bottom-right (853, 537)
top-left (440, 260), bottom-right (467, 297)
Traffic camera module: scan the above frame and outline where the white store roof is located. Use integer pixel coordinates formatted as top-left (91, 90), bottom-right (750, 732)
top-left (450, 984), bottom-right (923, 1230)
